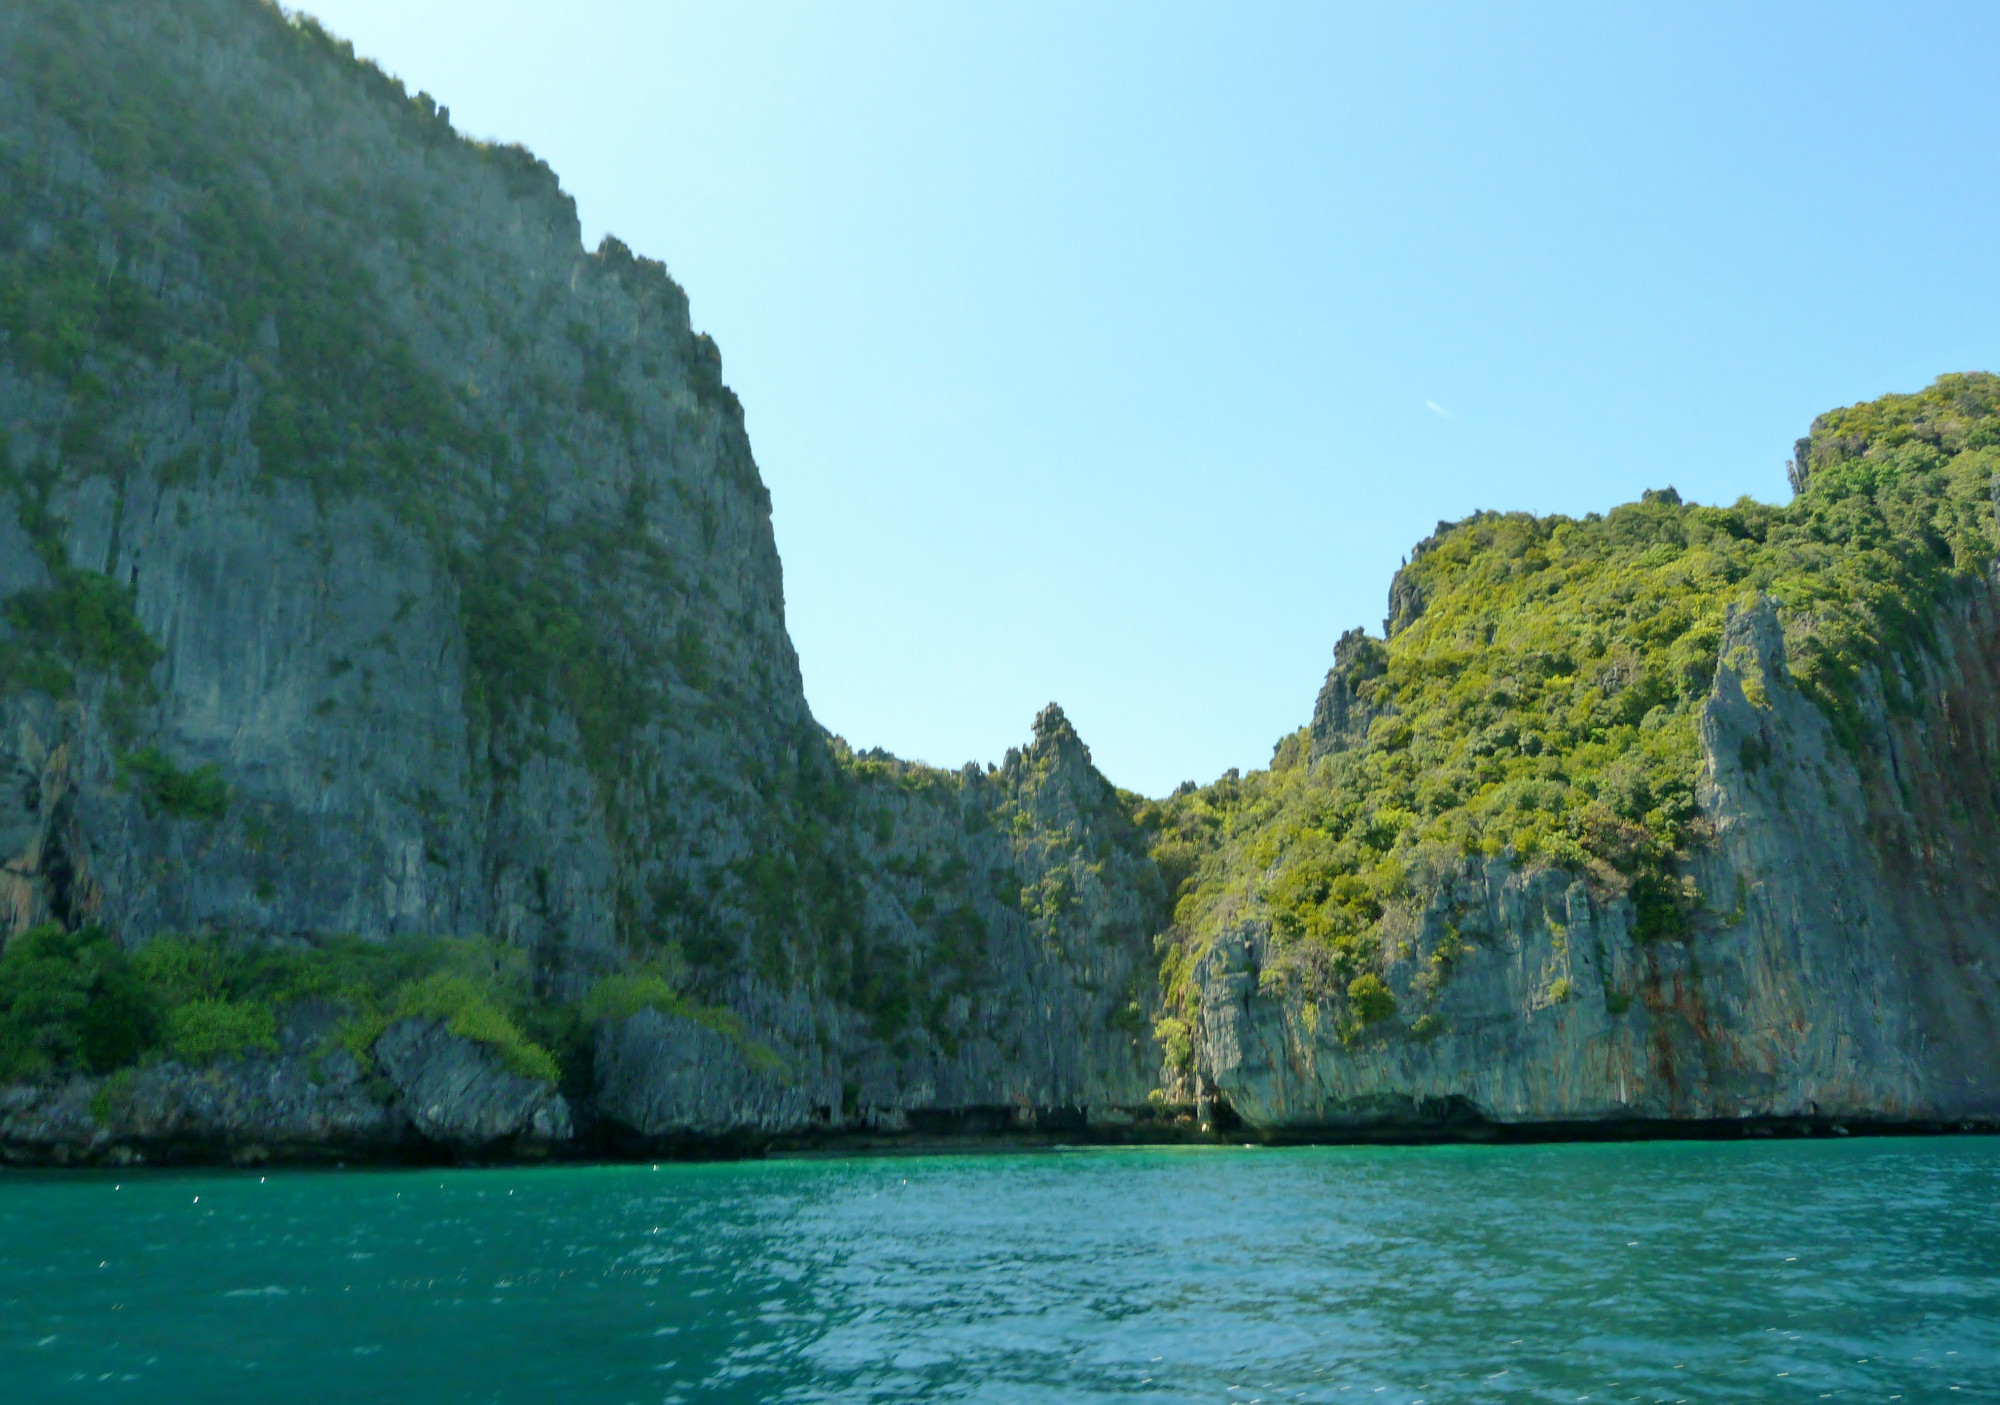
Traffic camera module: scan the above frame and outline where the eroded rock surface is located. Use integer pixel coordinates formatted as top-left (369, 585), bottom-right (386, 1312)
top-left (1186, 593), bottom-right (2000, 1133)
top-left (374, 1018), bottom-right (573, 1149)
top-left (5, 1), bottom-right (1998, 1162)
top-left (594, 1009), bottom-right (816, 1140)
top-left (0, 0), bottom-right (1163, 1158)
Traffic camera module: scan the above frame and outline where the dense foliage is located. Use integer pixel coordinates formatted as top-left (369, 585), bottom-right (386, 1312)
top-left (1145, 374), bottom-right (2000, 1043)
top-left (0, 927), bottom-right (529, 1082)
top-left (0, 925), bottom-right (780, 1089)
top-left (0, 926), bottom-right (156, 1079)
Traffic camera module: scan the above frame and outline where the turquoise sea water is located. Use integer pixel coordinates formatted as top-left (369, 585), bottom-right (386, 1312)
top-left (2, 1138), bottom-right (1996, 1403)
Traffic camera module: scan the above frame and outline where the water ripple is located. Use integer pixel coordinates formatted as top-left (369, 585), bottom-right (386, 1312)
top-left (0, 1139), bottom-right (1996, 1403)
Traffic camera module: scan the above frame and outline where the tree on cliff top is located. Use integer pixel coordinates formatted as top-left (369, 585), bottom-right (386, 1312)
top-left (1147, 372), bottom-right (2000, 1024)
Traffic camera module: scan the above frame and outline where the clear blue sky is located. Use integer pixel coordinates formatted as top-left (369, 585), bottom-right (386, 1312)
top-left (300, 0), bottom-right (2000, 797)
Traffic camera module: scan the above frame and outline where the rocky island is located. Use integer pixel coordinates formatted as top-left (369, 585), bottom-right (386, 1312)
top-left (2, 0), bottom-right (1997, 1164)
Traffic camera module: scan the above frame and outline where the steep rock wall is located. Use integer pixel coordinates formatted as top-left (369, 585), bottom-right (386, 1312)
top-left (0, 0), bottom-right (805, 966)
top-left (7, 0), bottom-right (1990, 1162)
top-left (0, 0), bottom-right (1168, 1157)
top-left (1189, 592), bottom-right (2000, 1131)
top-left (590, 705), bottom-right (1167, 1142)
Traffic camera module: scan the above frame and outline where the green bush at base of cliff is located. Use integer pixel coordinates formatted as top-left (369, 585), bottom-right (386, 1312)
top-left (385, 972), bottom-right (559, 1084)
top-left (579, 966), bottom-right (788, 1077)
top-left (0, 925), bottom-right (156, 1080)
top-left (0, 924), bottom-right (809, 1091)
top-left (577, 970), bottom-right (686, 1027)
top-left (0, 929), bottom-right (570, 1088)
top-left (1147, 373), bottom-right (2000, 1025)
top-left (160, 998), bottom-right (277, 1065)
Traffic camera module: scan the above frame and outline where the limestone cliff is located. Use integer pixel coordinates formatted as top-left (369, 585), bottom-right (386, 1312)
top-left (5, 0), bottom-right (1998, 1166)
top-left (1174, 517), bottom-right (2000, 1135)
top-left (0, 0), bottom-right (1164, 1162)
top-left (1187, 589), bottom-right (2000, 1131)
top-left (586, 706), bottom-right (1166, 1146)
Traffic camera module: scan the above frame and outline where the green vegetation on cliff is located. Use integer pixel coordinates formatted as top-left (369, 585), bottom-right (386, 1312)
top-left (6, 0), bottom-right (1998, 1135)
top-left (1147, 373), bottom-right (2000, 1039)
top-left (743, 711), bottom-right (1164, 1060)
top-left (0, 922), bottom-right (808, 1090)
top-left (0, 927), bottom-right (559, 1084)
top-left (0, 0), bottom-right (747, 815)
top-left (0, 926), bottom-right (155, 1079)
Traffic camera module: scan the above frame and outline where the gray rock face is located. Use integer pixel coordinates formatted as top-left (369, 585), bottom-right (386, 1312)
top-left (1188, 591), bottom-right (2000, 1132)
top-left (0, 0), bottom-right (809, 965)
top-left (817, 706), bottom-right (1165, 1117)
top-left (0, 1054), bottom-right (396, 1165)
top-left (594, 1009), bottom-right (815, 1139)
top-left (585, 704), bottom-right (1168, 1141)
top-left (1308, 628), bottom-right (1388, 762)
top-left (0, 1010), bottom-right (585, 1164)
top-left (0, 0), bottom-right (1167, 1156)
top-left (374, 1018), bottom-right (572, 1148)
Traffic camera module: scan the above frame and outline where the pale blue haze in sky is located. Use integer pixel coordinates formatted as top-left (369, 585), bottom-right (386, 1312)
top-left (296, 1), bottom-right (2000, 796)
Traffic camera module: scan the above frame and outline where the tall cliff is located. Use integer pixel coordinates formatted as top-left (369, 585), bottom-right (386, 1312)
top-left (0, 0), bottom-right (1161, 1162)
top-left (1158, 375), bottom-right (2000, 1135)
top-left (4, 0), bottom-right (1998, 1166)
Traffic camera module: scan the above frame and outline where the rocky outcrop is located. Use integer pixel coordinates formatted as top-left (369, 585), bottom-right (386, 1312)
top-left (1308, 628), bottom-right (1388, 761)
top-left (374, 1018), bottom-right (572, 1149)
top-left (1185, 592), bottom-right (2000, 1134)
top-left (593, 1009), bottom-right (816, 1141)
top-left (0, 998), bottom-right (576, 1165)
top-left (0, 1056), bottom-right (395, 1166)
top-left (588, 703), bottom-right (1167, 1145)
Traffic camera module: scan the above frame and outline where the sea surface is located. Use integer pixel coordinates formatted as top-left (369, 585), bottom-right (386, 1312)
top-left (1, 1137), bottom-right (1996, 1403)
